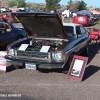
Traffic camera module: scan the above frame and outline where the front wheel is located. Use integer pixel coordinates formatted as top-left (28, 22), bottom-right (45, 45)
top-left (82, 46), bottom-right (89, 57)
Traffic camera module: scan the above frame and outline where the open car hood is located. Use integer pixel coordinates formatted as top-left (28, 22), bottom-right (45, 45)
top-left (13, 12), bottom-right (67, 38)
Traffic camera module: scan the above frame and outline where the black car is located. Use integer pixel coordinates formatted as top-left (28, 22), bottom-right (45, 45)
top-left (93, 14), bottom-right (100, 21)
top-left (0, 18), bottom-right (28, 46)
top-left (4, 12), bottom-right (89, 74)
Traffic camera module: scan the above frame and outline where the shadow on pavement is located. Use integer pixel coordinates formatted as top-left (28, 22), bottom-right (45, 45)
top-left (37, 68), bottom-right (62, 73)
top-left (6, 65), bottom-right (25, 72)
top-left (6, 65), bottom-right (16, 72)
top-left (82, 65), bottom-right (100, 81)
top-left (87, 42), bottom-right (100, 64)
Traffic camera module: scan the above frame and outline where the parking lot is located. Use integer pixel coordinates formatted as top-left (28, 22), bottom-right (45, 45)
top-left (0, 24), bottom-right (100, 100)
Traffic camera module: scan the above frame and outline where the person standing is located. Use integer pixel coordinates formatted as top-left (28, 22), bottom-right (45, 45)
top-left (62, 15), bottom-right (65, 23)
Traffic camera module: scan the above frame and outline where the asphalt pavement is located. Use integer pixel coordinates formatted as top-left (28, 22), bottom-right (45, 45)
top-left (0, 24), bottom-right (100, 100)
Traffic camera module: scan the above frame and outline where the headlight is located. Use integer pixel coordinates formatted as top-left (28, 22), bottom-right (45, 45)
top-left (8, 49), bottom-right (14, 56)
top-left (52, 52), bottom-right (63, 61)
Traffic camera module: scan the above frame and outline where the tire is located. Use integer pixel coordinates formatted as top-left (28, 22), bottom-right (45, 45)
top-left (82, 46), bottom-right (89, 57)
top-left (62, 53), bottom-right (74, 74)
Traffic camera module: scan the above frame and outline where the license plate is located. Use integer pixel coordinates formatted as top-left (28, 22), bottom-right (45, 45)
top-left (25, 63), bottom-right (36, 70)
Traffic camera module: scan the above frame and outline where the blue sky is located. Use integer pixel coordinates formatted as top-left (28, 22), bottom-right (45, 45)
top-left (26, 0), bottom-right (100, 8)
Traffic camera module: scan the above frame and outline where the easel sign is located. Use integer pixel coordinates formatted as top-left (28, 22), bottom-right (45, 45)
top-left (67, 55), bottom-right (88, 81)
top-left (0, 51), bottom-right (7, 72)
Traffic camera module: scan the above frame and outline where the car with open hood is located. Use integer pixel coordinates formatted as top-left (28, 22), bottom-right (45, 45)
top-left (4, 12), bottom-right (90, 74)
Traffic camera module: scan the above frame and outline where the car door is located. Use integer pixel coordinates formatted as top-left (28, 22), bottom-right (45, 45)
top-left (80, 26), bottom-right (89, 48)
top-left (75, 25), bottom-right (85, 53)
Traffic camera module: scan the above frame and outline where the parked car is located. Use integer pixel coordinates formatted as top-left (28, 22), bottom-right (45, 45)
top-left (0, 17), bottom-right (28, 46)
top-left (93, 14), bottom-right (100, 21)
top-left (0, 7), bottom-right (10, 12)
top-left (4, 12), bottom-right (90, 74)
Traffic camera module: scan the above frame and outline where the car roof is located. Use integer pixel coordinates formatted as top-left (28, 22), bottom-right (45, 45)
top-left (63, 23), bottom-right (81, 27)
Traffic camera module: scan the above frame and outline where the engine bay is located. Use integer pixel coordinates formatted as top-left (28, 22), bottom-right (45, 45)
top-left (26, 38), bottom-right (65, 52)
top-left (13, 37), bottom-right (67, 52)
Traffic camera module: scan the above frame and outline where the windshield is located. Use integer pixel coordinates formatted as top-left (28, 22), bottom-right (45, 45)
top-left (64, 26), bottom-right (74, 38)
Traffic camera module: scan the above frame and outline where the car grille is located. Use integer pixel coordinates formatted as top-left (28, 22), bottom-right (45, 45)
top-left (17, 51), bottom-right (50, 60)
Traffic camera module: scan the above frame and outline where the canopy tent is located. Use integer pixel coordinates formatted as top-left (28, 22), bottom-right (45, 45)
top-left (76, 10), bottom-right (93, 15)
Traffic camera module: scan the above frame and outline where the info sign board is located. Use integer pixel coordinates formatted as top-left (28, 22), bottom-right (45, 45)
top-left (67, 55), bottom-right (88, 81)
top-left (0, 51), bottom-right (7, 72)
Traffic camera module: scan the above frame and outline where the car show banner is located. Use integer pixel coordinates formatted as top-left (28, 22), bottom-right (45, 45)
top-left (67, 55), bottom-right (88, 81)
top-left (0, 51), bottom-right (7, 72)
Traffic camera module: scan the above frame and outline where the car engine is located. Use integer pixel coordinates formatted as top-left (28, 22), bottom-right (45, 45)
top-left (26, 38), bottom-right (64, 52)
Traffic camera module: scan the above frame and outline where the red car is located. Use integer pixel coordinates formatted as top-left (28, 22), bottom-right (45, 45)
top-left (73, 15), bottom-right (94, 26)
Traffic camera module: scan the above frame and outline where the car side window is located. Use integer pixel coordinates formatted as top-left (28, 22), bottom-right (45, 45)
top-left (80, 26), bottom-right (87, 34)
top-left (75, 26), bottom-right (82, 38)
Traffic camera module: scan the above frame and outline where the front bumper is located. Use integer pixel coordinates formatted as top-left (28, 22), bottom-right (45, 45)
top-left (5, 55), bottom-right (64, 69)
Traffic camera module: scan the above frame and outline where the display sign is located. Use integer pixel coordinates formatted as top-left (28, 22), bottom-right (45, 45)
top-left (67, 55), bottom-right (88, 81)
top-left (0, 59), bottom-right (6, 72)
top-left (0, 51), bottom-right (7, 58)
top-left (18, 44), bottom-right (29, 51)
top-left (0, 51), bottom-right (7, 72)
top-left (40, 46), bottom-right (50, 53)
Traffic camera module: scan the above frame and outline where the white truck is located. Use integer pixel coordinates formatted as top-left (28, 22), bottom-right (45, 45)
top-left (0, 7), bottom-right (9, 12)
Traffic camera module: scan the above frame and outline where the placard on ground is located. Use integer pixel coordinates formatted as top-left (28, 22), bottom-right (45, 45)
top-left (67, 55), bottom-right (88, 81)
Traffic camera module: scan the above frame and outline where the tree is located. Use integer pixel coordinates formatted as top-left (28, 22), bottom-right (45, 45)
top-left (67, 0), bottom-right (73, 10)
top-left (45, 0), bottom-right (61, 11)
top-left (16, 0), bottom-right (26, 7)
top-left (8, 0), bottom-right (17, 7)
top-left (67, 0), bottom-right (80, 13)
top-left (78, 0), bottom-right (87, 11)
top-left (8, 0), bottom-right (26, 7)
top-left (66, 0), bottom-right (87, 13)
